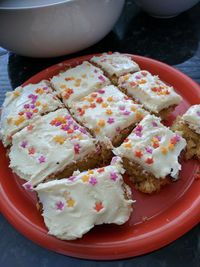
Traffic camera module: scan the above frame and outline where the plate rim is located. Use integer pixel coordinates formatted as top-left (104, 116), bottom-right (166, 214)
top-left (0, 53), bottom-right (200, 260)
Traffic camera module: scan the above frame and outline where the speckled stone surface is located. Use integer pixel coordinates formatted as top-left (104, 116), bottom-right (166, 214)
top-left (0, 1), bottom-right (200, 266)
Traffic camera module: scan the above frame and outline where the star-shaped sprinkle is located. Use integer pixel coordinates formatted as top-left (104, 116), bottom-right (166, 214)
top-left (89, 177), bottom-right (97, 186)
top-left (110, 171), bottom-right (118, 181)
top-left (23, 182), bottom-right (33, 191)
top-left (74, 144), bottom-right (81, 154)
top-left (145, 157), bottom-right (154, 164)
top-left (55, 201), bottom-right (64, 211)
top-left (28, 147), bottom-right (36, 155)
top-left (67, 198), bottom-right (75, 208)
top-left (21, 140), bottom-right (28, 148)
top-left (53, 135), bottom-right (66, 145)
top-left (135, 150), bottom-right (143, 158)
top-left (38, 155), bottom-right (46, 164)
top-left (82, 175), bottom-right (90, 182)
top-left (107, 117), bottom-right (114, 124)
top-left (94, 201), bottom-right (104, 212)
top-left (145, 146), bottom-right (152, 154)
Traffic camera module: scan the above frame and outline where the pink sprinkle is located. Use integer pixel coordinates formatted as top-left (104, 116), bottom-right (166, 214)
top-left (152, 121), bottom-right (158, 127)
top-left (21, 140), bottom-right (28, 148)
top-left (96, 145), bottom-right (101, 155)
top-left (98, 89), bottom-right (105, 94)
top-left (145, 146), bottom-right (153, 154)
top-left (56, 201), bottom-right (65, 211)
top-left (111, 156), bottom-right (119, 165)
top-left (98, 75), bottom-right (105, 82)
top-left (23, 182), bottom-right (33, 191)
top-left (38, 155), bottom-right (46, 163)
top-left (73, 124), bottom-right (79, 130)
top-left (135, 125), bottom-right (143, 132)
top-left (175, 134), bottom-right (181, 142)
top-left (66, 115), bottom-right (71, 120)
top-left (68, 175), bottom-right (76, 181)
top-left (116, 127), bottom-right (121, 132)
top-left (89, 177), bottom-right (97, 186)
top-left (135, 131), bottom-right (142, 137)
top-left (110, 171), bottom-right (118, 181)
top-left (94, 69), bottom-right (98, 73)
top-left (61, 124), bottom-right (70, 131)
top-left (43, 86), bottom-right (48, 91)
top-left (155, 135), bottom-right (161, 141)
top-left (26, 112), bottom-right (33, 120)
top-left (30, 104), bottom-right (35, 109)
top-left (119, 106), bottom-right (125, 111)
top-left (135, 75), bottom-right (141, 79)
top-left (107, 117), bottom-right (114, 124)
top-left (74, 144), bottom-right (81, 154)
top-left (197, 111), bottom-right (200, 117)
top-left (123, 110), bottom-right (131, 116)
top-left (24, 104), bottom-right (30, 109)
top-left (55, 121), bottom-right (62, 126)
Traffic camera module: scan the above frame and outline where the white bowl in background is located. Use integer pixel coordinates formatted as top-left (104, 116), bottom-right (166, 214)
top-left (135, 0), bottom-right (200, 18)
top-left (0, 0), bottom-right (125, 58)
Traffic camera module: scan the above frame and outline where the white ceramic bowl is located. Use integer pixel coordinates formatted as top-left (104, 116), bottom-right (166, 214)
top-left (0, 0), bottom-right (125, 58)
top-left (135, 0), bottom-right (200, 18)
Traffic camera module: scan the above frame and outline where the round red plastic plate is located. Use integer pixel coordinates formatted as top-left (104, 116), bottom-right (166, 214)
top-left (0, 54), bottom-right (200, 260)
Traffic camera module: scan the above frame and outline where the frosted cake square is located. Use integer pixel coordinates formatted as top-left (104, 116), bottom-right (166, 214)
top-left (91, 52), bottom-right (140, 84)
top-left (0, 80), bottom-right (62, 146)
top-left (172, 105), bottom-right (200, 160)
top-left (9, 109), bottom-right (108, 186)
top-left (35, 157), bottom-right (133, 240)
top-left (118, 70), bottom-right (182, 118)
top-left (50, 61), bottom-right (110, 107)
top-left (70, 85), bottom-right (147, 147)
top-left (114, 114), bottom-right (186, 194)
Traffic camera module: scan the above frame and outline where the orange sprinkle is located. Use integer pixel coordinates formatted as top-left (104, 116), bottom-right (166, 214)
top-left (106, 109), bottom-right (112, 115)
top-left (35, 101), bottom-right (41, 106)
top-left (124, 143), bottom-right (132, 148)
top-left (168, 143), bottom-right (175, 150)
top-left (107, 96), bottom-right (113, 102)
top-left (33, 109), bottom-right (38, 113)
top-left (98, 119), bottom-right (105, 127)
top-left (138, 79), bottom-right (147, 84)
top-left (94, 127), bottom-right (100, 133)
top-left (14, 116), bottom-right (25, 126)
top-left (160, 147), bottom-right (168, 155)
top-left (102, 102), bottom-right (108, 108)
top-left (67, 129), bottom-right (74, 134)
top-left (94, 201), bottom-right (104, 212)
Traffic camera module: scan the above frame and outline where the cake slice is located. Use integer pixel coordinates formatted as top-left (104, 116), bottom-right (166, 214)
top-left (118, 70), bottom-right (182, 119)
top-left (0, 80), bottom-right (62, 147)
top-left (9, 109), bottom-right (110, 186)
top-left (70, 85), bottom-right (147, 147)
top-left (172, 104), bottom-right (200, 160)
top-left (114, 114), bottom-right (186, 194)
top-left (35, 157), bottom-right (133, 240)
top-left (50, 61), bottom-right (110, 107)
top-left (90, 52), bottom-right (140, 84)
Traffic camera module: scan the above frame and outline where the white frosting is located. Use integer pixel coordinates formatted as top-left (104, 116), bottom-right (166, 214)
top-left (182, 105), bottom-right (200, 134)
top-left (70, 85), bottom-right (147, 142)
top-left (114, 114), bottom-right (186, 179)
top-left (91, 52), bottom-right (140, 77)
top-left (0, 80), bottom-right (62, 146)
top-left (51, 61), bottom-right (110, 107)
top-left (35, 157), bottom-right (133, 240)
top-left (118, 70), bottom-right (182, 113)
top-left (9, 109), bottom-right (97, 186)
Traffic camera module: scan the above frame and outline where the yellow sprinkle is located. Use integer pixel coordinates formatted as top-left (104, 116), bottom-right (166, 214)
top-left (53, 135), bottom-right (66, 144)
top-left (13, 90), bottom-right (20, 97)
top-left (7, 117), bottom-right (13, 124)
top-left (124, 142), bottom-right (132, 148)
top-left (160, 147), bottom-right (168, 155)
top-left (138, 79), bottom-right (147, 84)
top-left (35, 101), bottom-right (41, 106)
top-left (88, 170), bottom-right (94, 174)
top-left (42, 103), bottom-right (48, 110)
top-left (94, 127), bottom-right (100, 133)
top-left (98, 119), bottom-right (105, 127)
top-left (168, 143), bottom-right (175, 150)
top-left (106, 109), bottom-right (112, 115)
top-left (67, 198), bottom-right (75, 207)
top-left (14, 116), bottom-right (25, 126)
top-left (77, 134), bottom-right (83, 140)
top-left (81, 74), bottom-right (87, 78)
top-left (122, 74), bottom-right (130, 81)
top-left (131, 106), bottom-right (137, 112)
top-left (87, 97), bottom-right (94, 103)
top-left (107, 96), bottom-right (113, 102)
top-left (60, 84), bottom-right (67, 89)
top-left (136, 111), bottom-right (143, 120)
top-left (82, 175), bottom-right (90, 182)
top-left (102, 102), bottom-right (108, 108)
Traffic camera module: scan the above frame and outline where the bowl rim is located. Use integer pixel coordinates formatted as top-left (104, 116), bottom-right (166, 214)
top-left (0, 0), bottom-right (76, 11)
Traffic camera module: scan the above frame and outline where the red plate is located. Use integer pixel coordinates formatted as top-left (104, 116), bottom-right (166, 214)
top-left (0, 54), bottom-right (200, 260)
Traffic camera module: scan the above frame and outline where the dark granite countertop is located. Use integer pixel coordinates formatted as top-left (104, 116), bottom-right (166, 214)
top-left (0, 1), bottom-right (199, 266)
